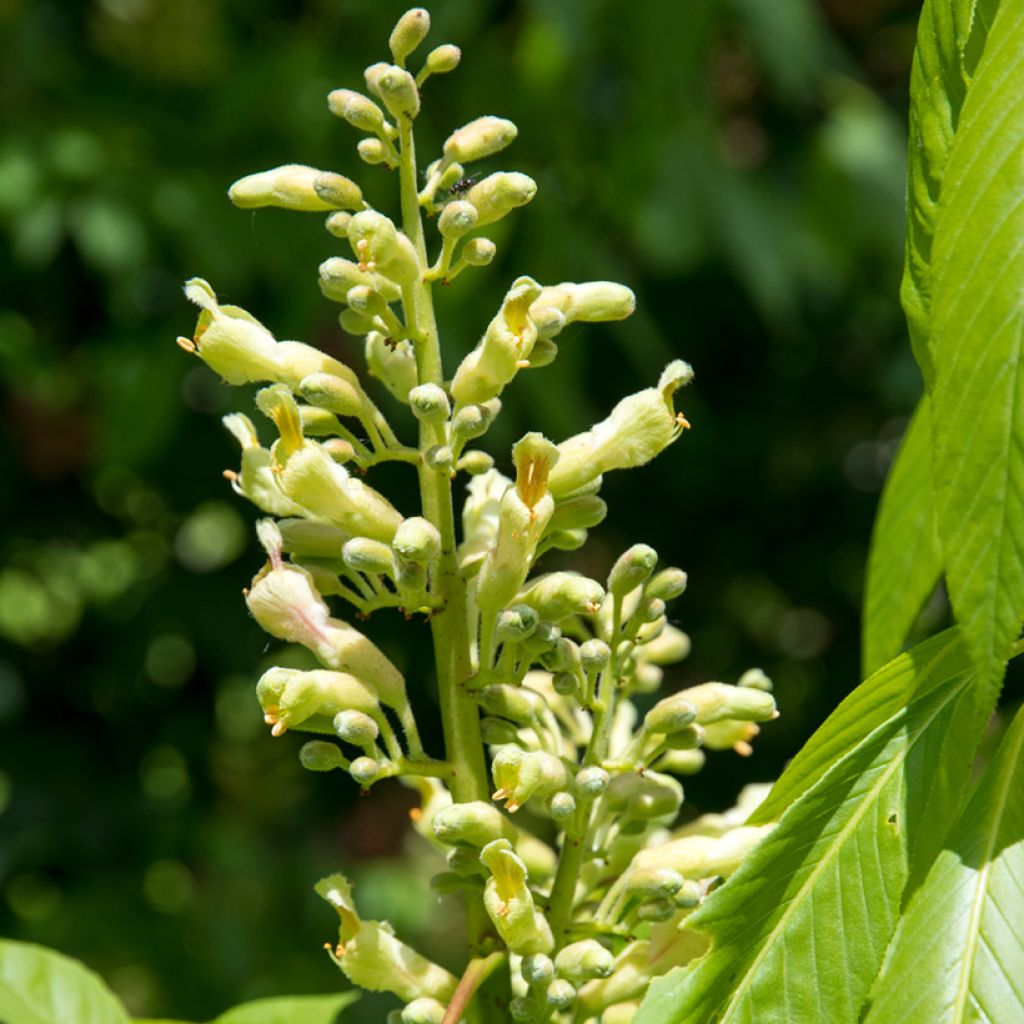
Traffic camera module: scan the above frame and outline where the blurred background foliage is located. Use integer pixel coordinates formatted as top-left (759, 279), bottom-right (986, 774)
top-left (0, 0), bottom-right (938, 1019)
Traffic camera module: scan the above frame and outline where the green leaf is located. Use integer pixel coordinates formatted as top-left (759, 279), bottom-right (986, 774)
top-left (751, 628), bottom-right (964, 825)
top-left (132, 992), bottom-right (357, 1024)
top-left (862, 396), bottom-right (943, 675)
top-left (930, 0), bottom-right (1024, 711)
top-left (865, 701), bottom-right (1024, 1023)
top-left (0, 940), bottom-right (129, 1024)
top-left (636, 631), bottom-right (987, 1024)
top-left (901, 0), bottom-right (1001, 383)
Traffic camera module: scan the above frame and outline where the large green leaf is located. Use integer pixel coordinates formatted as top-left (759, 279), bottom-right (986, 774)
top-left (0, 941), bottom-right (129, 1024)
top-left (930, 0), bottom-right (1024, 711)
top-left (635, 631), bottom-right (986, 1024)
top-left (862, 395), bottom-right (943, 675)
top-left (864, 701), bottom-right (1024, 1023)
top-left (751, 628), bottom-right (963, 825)
top-left (133, 991), bottom-right (357, 1024)
top-left (902, 0), bottom-right (1001, 382)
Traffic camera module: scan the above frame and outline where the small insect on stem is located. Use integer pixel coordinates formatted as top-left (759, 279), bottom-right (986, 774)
top-left (445, 174), bottom-right (478, 199)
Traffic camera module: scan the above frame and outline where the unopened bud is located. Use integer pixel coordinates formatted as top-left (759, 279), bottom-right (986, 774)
top-left (438, 200), bottom-right (478, 239)
top-left (522, 953), bottom-right (554, 986)
top-left (644, 694), bottom-right (698, 735)
top-left (433, 801), bottom-right (517, 849)
top-left (491, 747), bottom-right (571, 813)
top-left (541, 637), bottom-right (580, 674)
top-left (348, 210), bottom-right (419, 285)
top-left (552, 672), bottom-right (578, 697)
top-left (277, 518), bottom-right (348, 558)
top-left (548, 495), bottom-right (607, 533)
top-left (313, 171), bottom-right (363, 210)
top-left (393, 517), bottom-right (441, 564)
top-left (546, 980), bottom-right (575, 1010)
top-left (518, 572), bottom-right (605, 621)
top-left (377, 64), bottom-right (420, 119)
top-left (464, 172), bottom-right (537, 227)
top-left (579, 639), bottom-right (611, 674)
top-left (508, 997), bottom-right (534, 1022)
top-left (479, 684), bottom-right (547, 725)
top-left (530, 282), bottom-right (636, 331)
top-left (325, 211), bottom-right (352, 238)
top-left (390, 8), bottom-right (430, 65)
top-left (645, 567), bottom-right (688, 601)
top-left (480, 717), bottom-right (520, 745)
top-left (408, 383), bottom-right (451, 424)
top-left (608, 544), bottom-right (658, 599)
top-left (443, 116), bottom-right (518, 165)
top-left (339, 309), bottom-right (376, 335)
top-left (603, 771), bottom-right (683, 821)
top-left (328, 88), bottom-right (386, 133)
top-left (640, 625), bottom-right (691, 665)
top-left (299, 740), bottom-right (348, 772)
top-left (366, 333), bottom-right (417, 403)
top-left (656, 748), bottom-right (706, 776)
top-left (425, 445), bottom-right (454, 472)
top-left (229, 164), bottom-right (349, 212)
top-left (457, 450), bottom-right (494, 475)
top-left (357, 137), bottom-right (387, 164)
top-left (739, 667), bottom-right (772, 692)
top-left (401, 997), bottom-right (445, 1024)
top-left (424, 44), bottom-right (460, 75)
top-left (350, 756), bottom-right (382, 786)
top-left (548, 791), bottom-right (576, 819)
top-left (637, 597), bottom-right (666, 624)
top-left (554, 940), bottom-right (614, 985)
top-left (522, 620), bottom-right (561, 656)
top-left (334, 709), bottom-right (380, 747)
top-left (662, 682), bottom-right (776, 726)
top-left (299, 372), bottom-right (365, 418)
top-left (346, 284), bottom-right (389, 319)
top-left (637, 898), bottom-right (676, 922)
top-left (623, 865), bottom-right (684, 900)
top-left (320, 256), bottom-right (402, 304)
top-left (495, 604), bottom-right (539, 642)
top-left (462, 237), bottom-right (496, 266)
top-left (574, 766), bottom-right (609, 797)
top-left (526, 338), bottom-right (558, 368)
top-left (451, 400), bottom-right (500, 446)
top-left (343, 537), bottom-right (396, 576)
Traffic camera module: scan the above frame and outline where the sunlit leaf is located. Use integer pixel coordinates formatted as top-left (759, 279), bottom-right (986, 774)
top-left (864, 702), bottom-right (1024, 1023)
top-left (132, 990), bottom-right (357, 1024)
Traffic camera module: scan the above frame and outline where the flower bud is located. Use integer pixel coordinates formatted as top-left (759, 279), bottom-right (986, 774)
top-left (318, 874), bottom-right (458, 1001)
top-left (548, 495), bottom-right (607, 533)
top-left (622, 865), bottom-right (685, 900)
top-left (425, 445), bottom-right (454, 472)
top-left (438, 199), bottom-right (478, 239)
top-left (640, 625), bottom-right (691, 665)
top-left (229, 164), bottom-right (351, 212)
top-left (475, 434), bottom-right (558, 620)
top-left (343, 537), bottom-right (396, 576)
top-left (390, 8), bottom-right (430, 65)
top-left (495, 603), bottom-right (539, 642)
top-left (424, 44), bottom-right (460, 75)
top-left (357, 137), bottom-right (387, 164)
top-left (574, 766), bottom-right (609, 797)
top-left (548, 361), bottom-right (694, 496)
top-left (530, 282), bottom-right (635, 336)
top-left (628, 825), bottom-right (773, 881)
top-left (546, 980), bottom-right (575, 1010)
top-left (508, 997), bottom-right (533, 1022)
top-left (348, 210), bottom-right (419, 285)
top-left (257, 666), bottom-right (379, 737)
top-left (408, 383), bottom-right (451, 424)
top-left (675, 879), bottom-right (704, 907)
top-left (299, 740), bottom-right (349, 772)
top-left (313, 171), bottom-right (364, 210)
top-left (607, 544), bottom-right (658, 599)
top-left (222, 413), bottom-right (305, 516)
top-left (480, 716), bottom-right (520, 745)
top-left (433, 800), bottom-right (517, 849)
top-left (461, 237), bottom-right (496, 266)
top-left (366, 333), bottom-right (418, 403)
top-left (278, 518), bottom-right (348, 558)
top-left (458, 450), bottom-right (494, 475)
top-left (579, 639), bottom-right (611, 674)
top-left (643, 693), bottom-right (698, 735)
top-left (603, 771), bottom-right (683, 822)
top-left (464, 172), bottom-right (537, 226)
top-left (659, 682), bottom-right (776, 727)
top-left (552, 672), bottom-right (578, 697)
top-left (376, 64), bottom-right (420, 119)
top-left (526, 338), bottom-right (558, 368)
top-left (334, 709), bottom-right (380, 747)
top-left (554, 940), bottom-right (615, 986)
top-left (661, 724), bottom-right (705, 751)
top-left (637, 597), bottom-right (666, 625)
top-left (480, 839), bottom-right (553, 954)
top-left (401, 997), bottom-right (445, 1024)
top-left (328, 88), bottom-right (387, 132)
top-left (451, 399), bottom-right (500, 447)
top-left (320, 257), bottom-right (402, 304)
top-left (548, 791), bottom-right (576, 819)
top-left (364, 62), bottom-right (390, 99)
top-left (452, 277), bottom-right (542, 405)
top-left (299, 372), bottom-right (365, 419)
top-left (540, 637), bottom-right (579, 674)
top-left (645, 567), bottom-right (688, 601)
top-left (325, 211), bottom-right (352, 238)
top-left (517, 572), bottom-right (605, 621)
top-left (739, 667), bottom-right (773, 692)
top-left (393, 517), bottom-right (441, 564)
top-left (521, 620), bottom-right (561, 657)
top-left (522, 953), bottom-right (554, 986)
top-left (443, 116), bottom-right (518, 165)
top-left (478, 683), bottom-right (548, 726)
top-left (637, 898), bottom-right (676, 922)
top-left (491, 746), bottom-right (571, 813)
top-left (655, 748), bottom-right (706, 775)
top-left (447, 847), bottom-right (485, 877)
top-left (350, 756), bottom-right (384, 786)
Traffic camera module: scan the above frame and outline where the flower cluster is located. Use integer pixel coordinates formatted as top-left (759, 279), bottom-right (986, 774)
top-left (180, 9), bottom-right (777, 1022)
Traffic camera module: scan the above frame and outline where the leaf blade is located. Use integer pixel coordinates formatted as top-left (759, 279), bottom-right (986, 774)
top-left (862, 396), bottom-right (943, 675)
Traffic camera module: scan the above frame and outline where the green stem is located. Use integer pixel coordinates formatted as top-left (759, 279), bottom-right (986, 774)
top-left (397, 112), bottom-right (492, 946)
top-left (442, 951), bottom-right (506, 1024)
